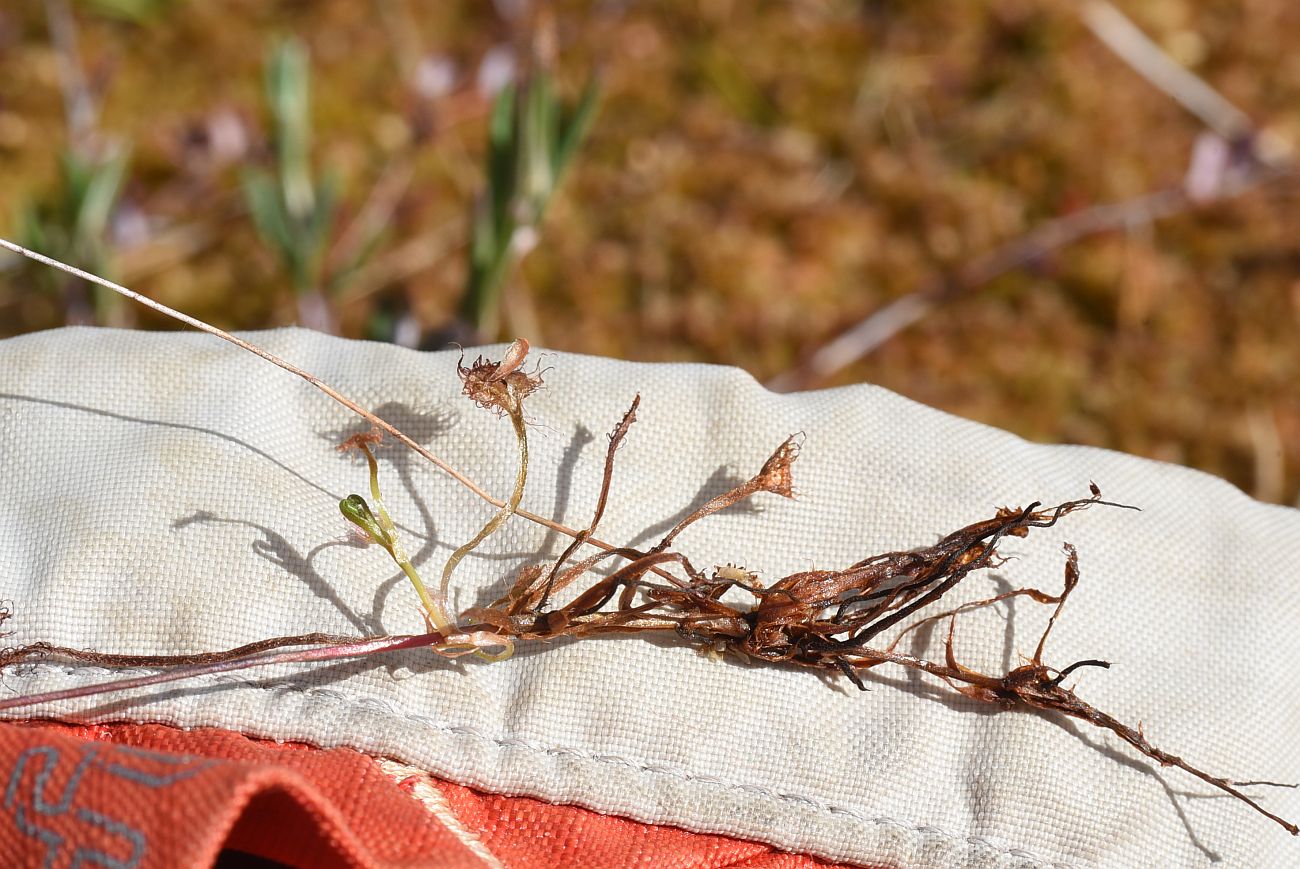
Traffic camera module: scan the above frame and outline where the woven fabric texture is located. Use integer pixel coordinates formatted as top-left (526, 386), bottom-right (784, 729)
top-left (0, 721), bottom-right (484, 869)
top-left (1, 327), bottom-right (1297, 867)
top-left (1, 720), bottom-right (849, 868)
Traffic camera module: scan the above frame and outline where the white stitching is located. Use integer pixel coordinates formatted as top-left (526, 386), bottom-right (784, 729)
top-left (7, 664), bottom-right (1074, 868)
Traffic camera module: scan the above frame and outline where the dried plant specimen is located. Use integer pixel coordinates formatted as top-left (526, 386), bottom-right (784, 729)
top-left (453, 400), bottom-right (1296, 834)
top-left (0, 251), bottom-right (1293, 838)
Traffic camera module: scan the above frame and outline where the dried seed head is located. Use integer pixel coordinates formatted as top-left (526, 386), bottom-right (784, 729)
top-left (755, 434), bottom-right (802, 499)
top-left (337, 428), bottom-right (383, 454)
top-left (459, 338), bottom-right (543, 415)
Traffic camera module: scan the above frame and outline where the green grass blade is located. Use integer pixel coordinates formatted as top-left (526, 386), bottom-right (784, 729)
top-left (241, 169), bottom-right (294, 260)
top-left (266, 38), bottom-right (314, 220)
top-left (76, 145), bottom-right (131, 243)
top-left (553, 78), bottom-right (600, 183)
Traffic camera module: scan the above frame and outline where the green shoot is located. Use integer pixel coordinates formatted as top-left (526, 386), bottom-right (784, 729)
top-left (339, 494), bottom-right (386, 545)
top-left (243, 38), bottom-right (381, 333)
top-left (427, 340), bottom-right (539, 661)
top-left (460, 73), bottom-right (599, 338)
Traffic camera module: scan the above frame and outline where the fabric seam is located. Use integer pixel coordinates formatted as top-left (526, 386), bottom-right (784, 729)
top-left (8, 664), bottom-right (1075, 868)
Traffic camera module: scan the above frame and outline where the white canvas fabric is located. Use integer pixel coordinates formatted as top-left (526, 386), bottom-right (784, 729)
top-left (1, 326), bottom-right (1297, 867)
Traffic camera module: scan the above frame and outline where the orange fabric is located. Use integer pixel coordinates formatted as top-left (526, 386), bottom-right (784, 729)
top-left (0, 721), bottom-right (869, 868)
top-left (0, 722), bottom-right (481, 869)
top-left (436, 779), bottom-right (865, 869)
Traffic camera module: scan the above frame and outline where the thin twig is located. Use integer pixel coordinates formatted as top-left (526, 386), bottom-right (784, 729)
top-left (0, 632), bottom-right (363, 669)
top-left (535, 394), bottom-right (640, 610)
top-left (1080, 0), bottom-right (1255, 142)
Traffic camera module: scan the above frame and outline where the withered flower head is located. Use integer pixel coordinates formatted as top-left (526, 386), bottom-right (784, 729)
top-left (754, 434), bottom-right (802, 499)
top-left (337, 427), bottom-right (384, 454)
top-left (459, 338), bottom-right (543, 415)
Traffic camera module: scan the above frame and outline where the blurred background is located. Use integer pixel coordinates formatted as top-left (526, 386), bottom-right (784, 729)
top-left (1, 0), bottom-right (1298, 505)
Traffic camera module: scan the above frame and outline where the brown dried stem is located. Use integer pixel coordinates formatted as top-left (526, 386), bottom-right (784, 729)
top-left (0, 633), bottom-right (443, 714)
top-left (0, 632), bottom-right (364, 670)
top-left (531, 393), bottom-right (641, 611)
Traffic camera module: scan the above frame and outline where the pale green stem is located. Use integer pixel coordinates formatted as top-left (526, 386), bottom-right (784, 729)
top-left (439, 397), bottom-right (529, 640)
top-left (358, 442), bottom-right (455, 635)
